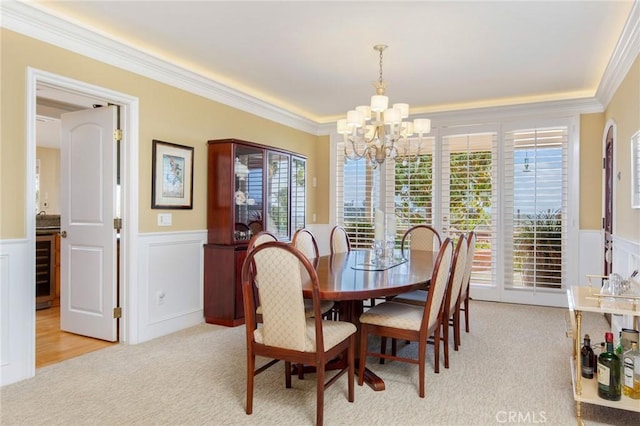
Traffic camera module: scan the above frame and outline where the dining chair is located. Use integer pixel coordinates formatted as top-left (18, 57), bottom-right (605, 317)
top-left (400, 224), bottom-right (442, 255)
top-left (458, 230), bottom-right (477, 335)
top-left (440, 234), bottom-right (467, 366)
top-left (390, 234), bottom-right (467, 369)
top-left (241, 242), bottom-right (356, 426)
top-left (357, 238), bottom-right (453, 397)
top-left (291, 227), bottom-right (335, 369)
top-left (292, 228), bottom-right (320, 260)
top-left (248, 230), bottom-right (333, 323)
top-left (329, 225), bottom-right (351, 254)
top-left (400, 224), bottom-right (442, 292)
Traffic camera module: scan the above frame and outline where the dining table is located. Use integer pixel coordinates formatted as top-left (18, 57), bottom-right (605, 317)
top-left (301, 248), bottom-right (436, 391)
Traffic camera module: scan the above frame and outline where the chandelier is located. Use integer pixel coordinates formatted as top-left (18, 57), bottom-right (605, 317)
top-left (337, 45), bottom-right (431, 168)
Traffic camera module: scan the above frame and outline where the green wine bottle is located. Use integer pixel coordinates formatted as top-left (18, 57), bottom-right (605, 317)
top-left (597, 332), bottom-right (621, 401)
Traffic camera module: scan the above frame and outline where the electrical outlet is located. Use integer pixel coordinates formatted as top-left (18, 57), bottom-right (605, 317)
top-left (156, 291), bottom-right (166, 305)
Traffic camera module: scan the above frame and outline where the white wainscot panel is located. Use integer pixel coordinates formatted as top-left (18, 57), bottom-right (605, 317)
top-left (0, 239), bottom-right (34, 386)
top-left (578, 230), bottom-right (603, 284)
top-left (137, 231), bottom-right (206, 342)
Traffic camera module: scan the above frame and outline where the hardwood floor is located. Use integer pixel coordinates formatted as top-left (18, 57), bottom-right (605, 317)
top-left (36, 305), bottom-right (116, 368)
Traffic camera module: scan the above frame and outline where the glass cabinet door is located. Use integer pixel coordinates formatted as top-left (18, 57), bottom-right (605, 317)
top-left (291, 156), bottom-right (306, 232)
top-left (266, 152), bottom-right (290, 239)
top-left (234, 146), bottom-right (263, 241)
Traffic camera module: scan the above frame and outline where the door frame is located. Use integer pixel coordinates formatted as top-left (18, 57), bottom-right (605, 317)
top-left (26, 68), bottom-right (140, 349)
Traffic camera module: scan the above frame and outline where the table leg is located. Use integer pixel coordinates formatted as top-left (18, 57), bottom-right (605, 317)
top-left (342, 299), bottom-right (386, 392)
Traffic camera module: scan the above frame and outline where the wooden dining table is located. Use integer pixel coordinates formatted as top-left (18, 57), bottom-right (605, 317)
top-left (301, 249), bottom-right (436, 391)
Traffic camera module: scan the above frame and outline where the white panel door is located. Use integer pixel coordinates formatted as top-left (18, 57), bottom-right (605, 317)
top-left (60, 106), bottom-right (118, 341)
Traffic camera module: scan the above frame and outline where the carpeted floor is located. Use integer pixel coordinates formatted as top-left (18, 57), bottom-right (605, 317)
top-left (1, 300), bottom-right (638, 425)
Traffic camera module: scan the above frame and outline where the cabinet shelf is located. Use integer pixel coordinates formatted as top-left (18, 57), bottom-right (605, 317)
top-left (569, 357), bottom-right (640, 412)
top-left (567, 285), bottom-right (640, 424)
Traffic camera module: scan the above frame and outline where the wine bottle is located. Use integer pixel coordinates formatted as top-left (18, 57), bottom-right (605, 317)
top-left (623, 342), bottom-right (640, 399)
top-left (597, 332), bottom-right (621, 401)
top-left (580, 334), bottom-right (595, 379)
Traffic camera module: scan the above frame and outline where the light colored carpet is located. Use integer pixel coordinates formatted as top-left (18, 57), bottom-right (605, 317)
top-left (1, 300), bottom-right (638, 425)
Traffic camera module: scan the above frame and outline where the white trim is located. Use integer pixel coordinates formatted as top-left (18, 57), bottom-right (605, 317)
top-left (26, 70), bottom-right (140, 356)
top-left (596, 0), bottom-right (640, 108)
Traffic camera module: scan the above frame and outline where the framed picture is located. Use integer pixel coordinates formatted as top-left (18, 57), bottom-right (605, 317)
top-left (632, 130), bottom-right (640, 208)
top-left (152, 140), bottom-right (194, 209)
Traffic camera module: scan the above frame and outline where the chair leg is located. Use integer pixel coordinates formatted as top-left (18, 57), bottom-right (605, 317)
top-left (247, 351), bottom-right (255, 414)
top-left (297, 363), bottom-right (304, 380)
top-left (348, 336), bottom-right (355, 402)
top-left (358, 325), bottom-right (368, 386)
top-left (443, 320), bottom-right (450, 369)
top-left (316, 358), bottom-right (325, 426)
top-left (433, 323), bottom-right (441, 374)
top-left (379, 336), bottom-right (386, 364)
top-left (453, 307), bottom-right (461, 351)
top-left (285, 361), bottom-right (292, 388)
top-left (464, 294), bottom-right (470, 332)
top-left (418, 338), bottom-right (426, 398)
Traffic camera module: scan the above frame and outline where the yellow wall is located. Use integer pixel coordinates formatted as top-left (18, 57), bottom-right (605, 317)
top-left (0, 29), bottom-right (325, 238)
top-left (579, 113), bottom-right (605, 229)
top-left (605, 55), bottom-right (640, 241)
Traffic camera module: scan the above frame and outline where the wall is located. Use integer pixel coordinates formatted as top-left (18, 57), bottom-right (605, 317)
top-left (579, 113), bottom-right (605, 230)
top-left (36, 147), bottom-right (60, 214)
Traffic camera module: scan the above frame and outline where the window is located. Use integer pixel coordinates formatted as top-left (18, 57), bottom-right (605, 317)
top-left (504, 126), bottom-right (568, 290)
top-left (334, 117), bottom-right (574, 306)
top-left (442, 132), bottom-right (497, 287)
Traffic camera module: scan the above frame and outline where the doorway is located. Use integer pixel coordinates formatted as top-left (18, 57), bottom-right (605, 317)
top-left (27, 68), bottom-right (140, 369)
top-left (604, 124), bottom-right (614, 276)
top-left (35, 90), bottom-right (116, 367)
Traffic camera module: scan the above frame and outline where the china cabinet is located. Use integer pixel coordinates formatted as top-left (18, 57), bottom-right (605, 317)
top-left (567, 285), bottom-right (640, 425)
top-left (204, 139), bottom-right (306, 326)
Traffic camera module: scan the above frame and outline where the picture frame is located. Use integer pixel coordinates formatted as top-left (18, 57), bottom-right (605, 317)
top-left (152, 139), bottom-right (194, 209)
top-left (632, 130), bottom-right (640, 208)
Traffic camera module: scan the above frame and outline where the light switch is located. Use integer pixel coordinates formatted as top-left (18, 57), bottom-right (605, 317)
top-left (157, 213), bottom-right (172, 226)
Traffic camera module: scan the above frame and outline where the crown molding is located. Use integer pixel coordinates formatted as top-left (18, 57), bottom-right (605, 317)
top-left (1, 1), bottom-right (634, 137)
top-left (0, 1), bottom-right (320, 135)
top-left (596, 0), bottom-right (640, 107)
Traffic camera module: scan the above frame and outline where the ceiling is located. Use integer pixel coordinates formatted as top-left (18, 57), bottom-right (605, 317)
top-left (29, 0), bottom-right (635, 128)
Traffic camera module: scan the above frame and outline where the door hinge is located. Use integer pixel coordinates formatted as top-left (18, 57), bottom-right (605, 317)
top-left (113, 306), bottom-right (122, 319)
top-left (114, 129), bottom-right (123, 141)
top-left (114, 217), bottom-right (123, 231)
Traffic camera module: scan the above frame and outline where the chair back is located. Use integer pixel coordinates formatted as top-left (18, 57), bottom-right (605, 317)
top-left (242, 242), bottom-right (324, 352)
top-left (421, 238), bottom-right (453, 333)
top-left (445, 234), bottom-right (468, 315)
top-left (247, 231), bottom-right (277, 252)
top-left (460, 231), bottom-right (477, 299)
top-left (330, 226), bottom-right (351, 254)
top-left (292, 228), bottom-right (319, 260)
top-left (401, 224), bottom-right (442, 255)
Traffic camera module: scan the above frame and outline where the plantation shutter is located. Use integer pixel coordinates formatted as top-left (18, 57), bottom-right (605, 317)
top-left (393, 137), bottom-right (436, 240)
top-left (441, 132), bottom-right (497, 287)
top-left (503, 126), bottom-right (568, 291)
top-left (336, 140), bottom-right (378, 248)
